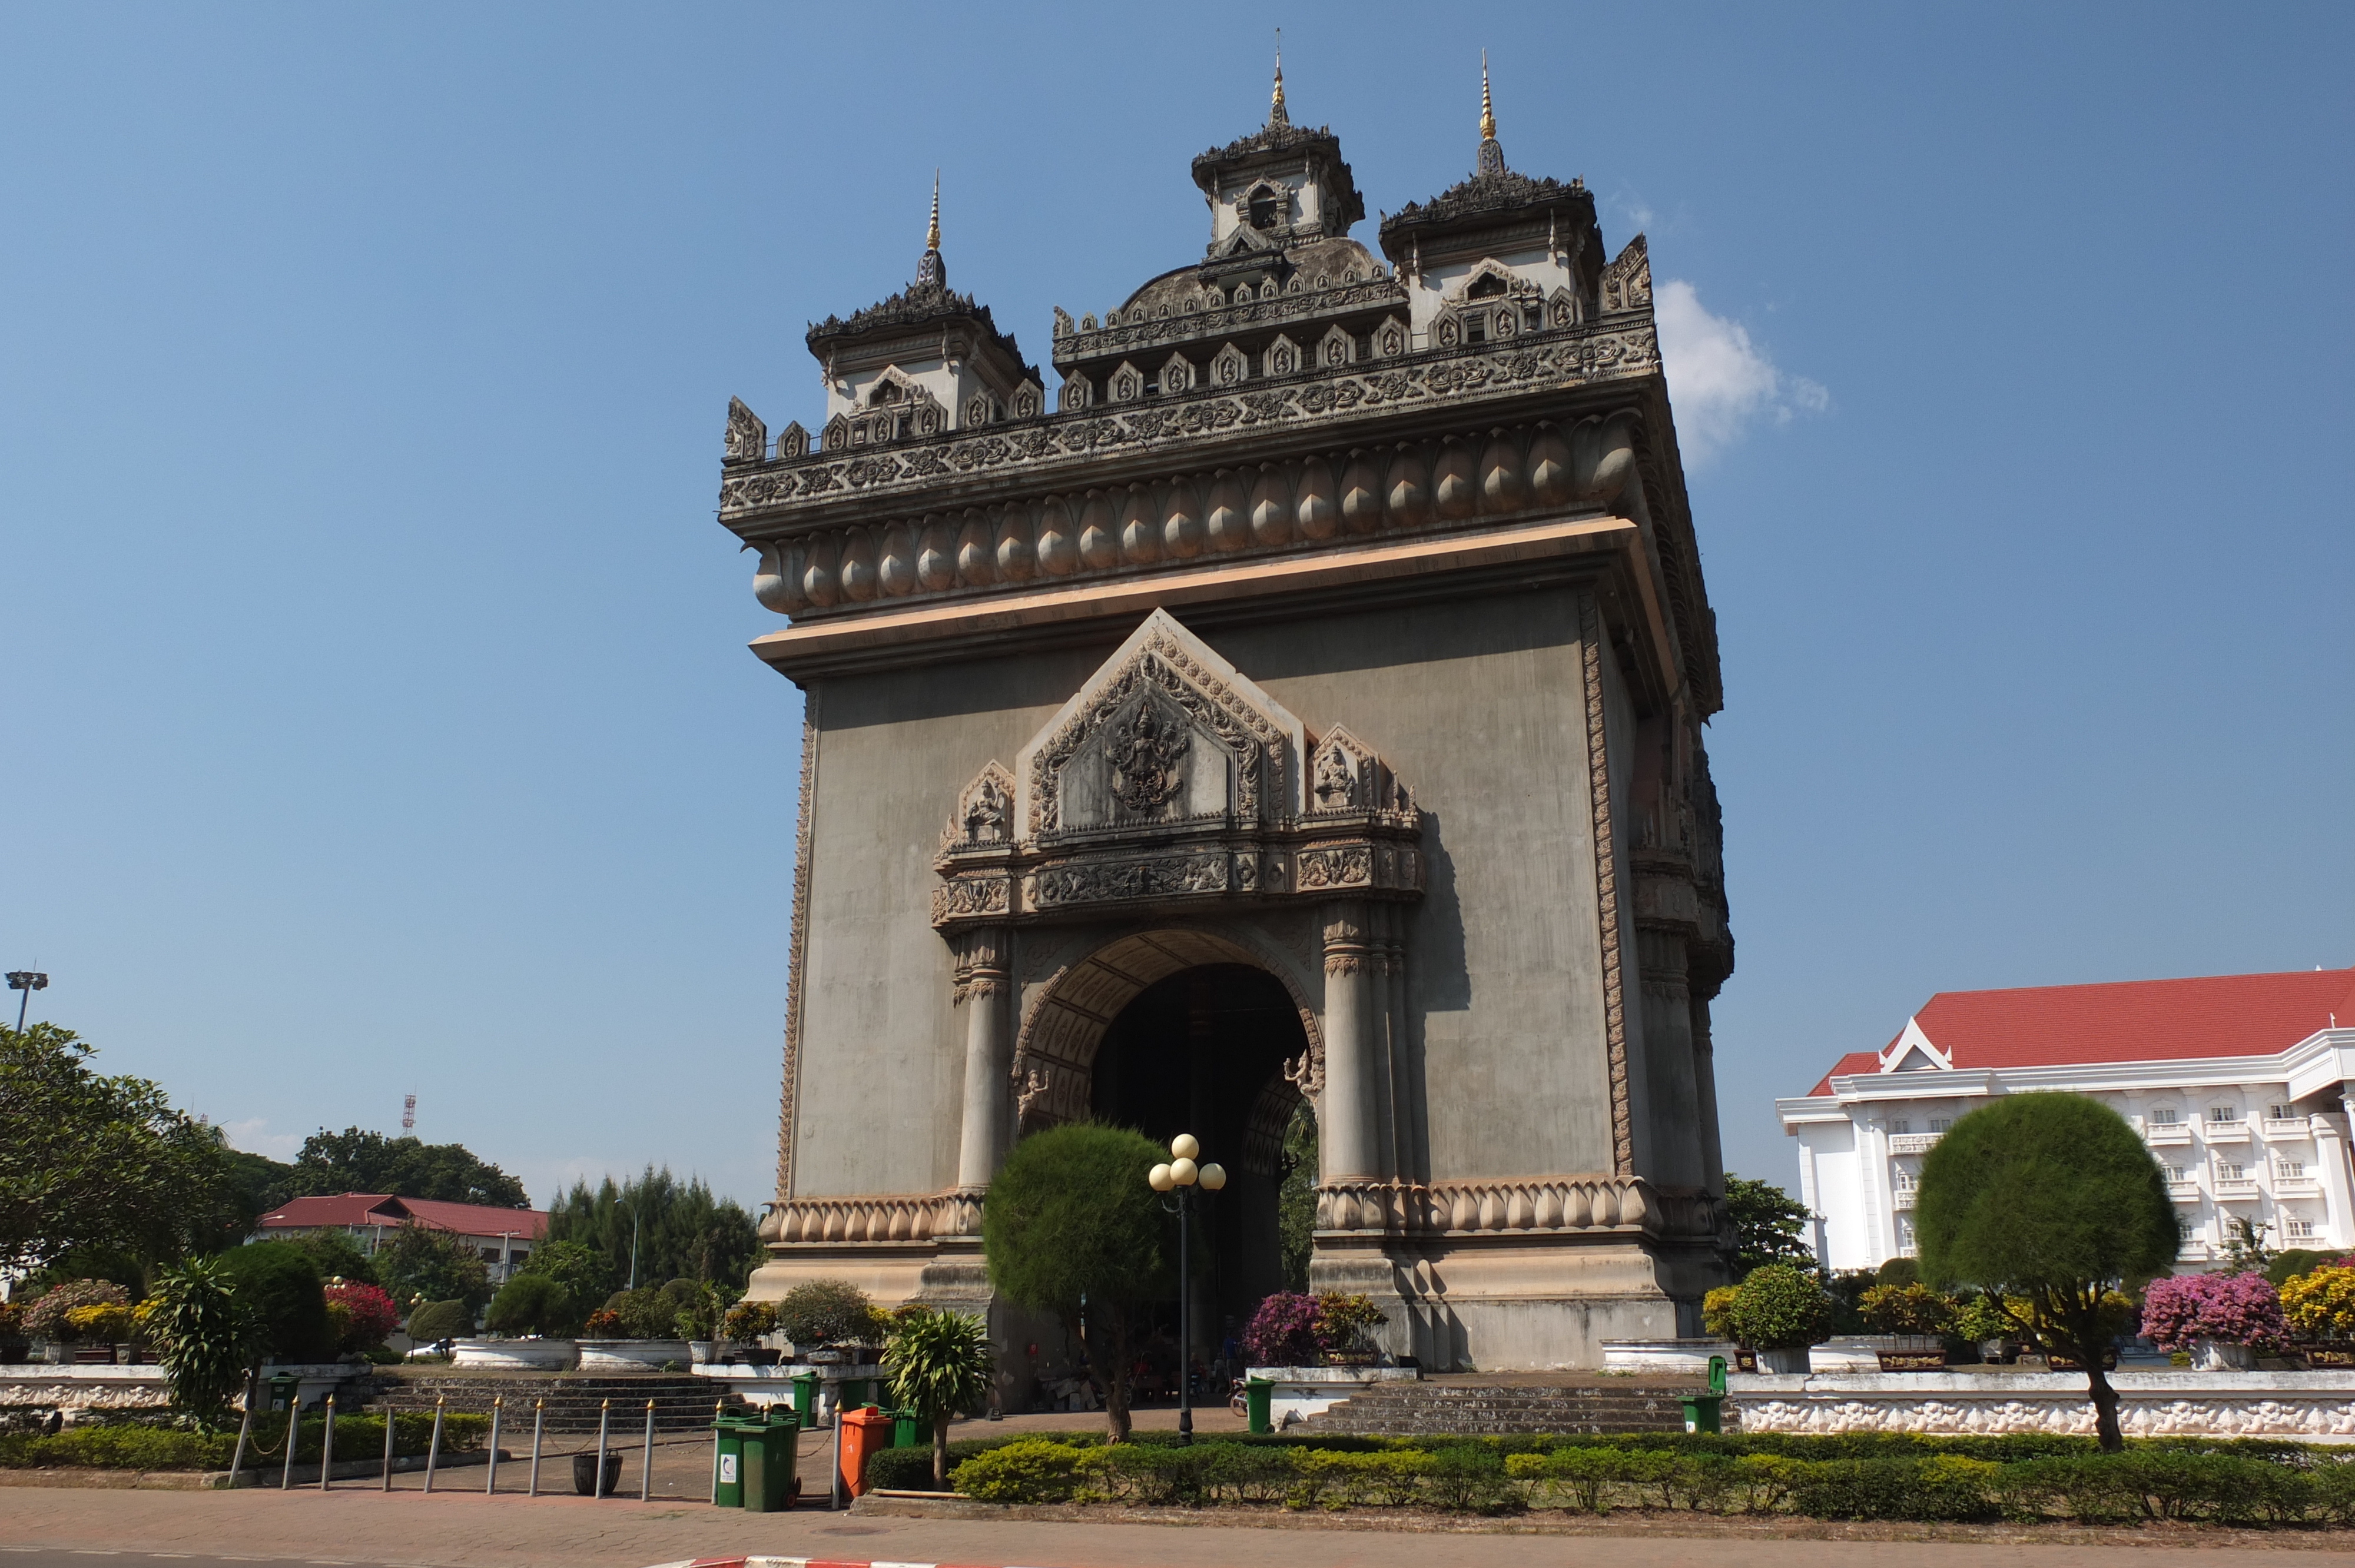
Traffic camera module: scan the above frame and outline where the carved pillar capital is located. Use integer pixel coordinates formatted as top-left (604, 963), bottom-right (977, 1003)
top-left (1322, 899), bottom-right (1371, 975)
top-left (952, 925), bottom-right (1011, 1000)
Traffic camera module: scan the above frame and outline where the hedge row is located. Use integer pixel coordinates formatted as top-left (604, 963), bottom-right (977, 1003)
top-left (0, 1410), bottom-right (489, 1471)
top-left (920, 1435), bottom-right (2355, 1524)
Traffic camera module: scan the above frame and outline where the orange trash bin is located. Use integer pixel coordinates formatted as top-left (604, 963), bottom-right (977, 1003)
top-left (838, 1406), bottom-right (893, 1499)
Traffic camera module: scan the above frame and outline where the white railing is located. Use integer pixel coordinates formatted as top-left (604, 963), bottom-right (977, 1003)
top-left (2264, 1117), bottom-right (2314, 1138)
top-left (2214, 1178), bottom-right (2260, 1197)
top-left (2275, 1177), bottom-right (2320, 1196)
top-left (2166, 1181), bottom-right (2202, 1202)
top-left (2144, 1123), bottom-right (2192, 1146)
top-left (2203, 1119), bottom-right (2251, 1141)
top-left (2177, 1240), bottom-right (2212, 1261)
top-left (1892, 1188), bottom-right (1917, 1211)
top-left (1888, 1133), bottom-right (1941, 1154)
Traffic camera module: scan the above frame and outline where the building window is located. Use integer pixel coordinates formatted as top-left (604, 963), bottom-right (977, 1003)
top-left (2228, 1217), bottom-right (2258, 1241)
top-left (2162, 1164), bottom-right (2188, 1182)
top-left (2278, 1161), bottom-right (2307, 1179)
top-left (2269, 1104), bottom-right (2296, 1122)
top-left (2217, 1162), bottom-right (2246, 1181)
top-left (1890, 1119), bottom-right (1912, 1135)
top-left (2149, 1107), bottom-right (2180, 1125)
top-left (1465, 314), bottom-right (1487, 344)
top-left (1893, 1168), bottom-right (1916, 1191)
top-left (2208, 1105), bottom-right (2240, 1125)
top-left (1929, 1118), bottom-right (1952, 1134)
top-left (2287, 1220), bottom-right (2317, 1240)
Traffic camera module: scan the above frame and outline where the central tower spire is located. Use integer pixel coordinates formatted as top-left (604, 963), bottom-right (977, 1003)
top-left (1477, 52), bottom-right (1505, 175)
top-left (1270, 31), bottom-right (1289, 129)
top-left (916, 170), bottom-right (944, 287)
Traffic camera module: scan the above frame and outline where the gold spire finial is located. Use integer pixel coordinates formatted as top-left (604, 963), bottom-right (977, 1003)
top-left (1271, 30), bottom-right (1288, 127)
top-left (927, 170), bottom-right (941, 253)
top-left (1480, 51), bottom-right (1495, 141)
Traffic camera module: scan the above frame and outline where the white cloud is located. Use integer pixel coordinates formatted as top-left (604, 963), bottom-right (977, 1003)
top-left (1654, 278), bottom-right (1828, 464)
top-left (220, 1117), bottom-right (301, 1160)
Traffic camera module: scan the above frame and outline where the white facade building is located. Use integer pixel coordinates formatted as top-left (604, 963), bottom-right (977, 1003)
top-left (1778, 966), bottom-right (2355, 1274)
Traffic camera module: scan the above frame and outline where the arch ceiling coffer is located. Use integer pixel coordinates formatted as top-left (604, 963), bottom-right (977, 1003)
top-left (933, 609), bottom-right (1422, 928)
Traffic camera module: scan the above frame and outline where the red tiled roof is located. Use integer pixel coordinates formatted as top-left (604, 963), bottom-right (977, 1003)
top-left (256, 1192), bottom-right (546, 1240)
top-left (1807, 966), bottom-right (2355, 1094)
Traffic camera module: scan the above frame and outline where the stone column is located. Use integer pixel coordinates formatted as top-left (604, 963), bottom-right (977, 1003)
top-left (1320, 902), bottom-right (1381, 1182)
top-left (954, 927), bottom-right (1012, 1194)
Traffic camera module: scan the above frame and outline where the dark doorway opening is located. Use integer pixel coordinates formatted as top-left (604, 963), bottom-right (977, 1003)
top-left (1090, 963), bottom-right (1312, 1380)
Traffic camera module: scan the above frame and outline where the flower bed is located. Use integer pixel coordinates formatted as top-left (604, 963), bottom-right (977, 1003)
top-left (864, 1430), bottom-right (2355, 1526)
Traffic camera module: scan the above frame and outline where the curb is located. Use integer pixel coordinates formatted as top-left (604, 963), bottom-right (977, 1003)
top-left (646, 1559), bottom-right (1053, 1568)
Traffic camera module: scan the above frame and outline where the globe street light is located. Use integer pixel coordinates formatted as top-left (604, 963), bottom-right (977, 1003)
top-left (7, 971), bottom-right (46, 1032)
top-left (1147, 1132), bottom-right (1225, 1443)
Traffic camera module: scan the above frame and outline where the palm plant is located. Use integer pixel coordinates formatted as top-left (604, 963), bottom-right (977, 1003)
top-left (144, 1257), bottom-right (263, 1429)
top-left (883, 1305), bottom-right (997, 1487)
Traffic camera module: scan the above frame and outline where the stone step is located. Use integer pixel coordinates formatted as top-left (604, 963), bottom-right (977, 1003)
top-left (364, 1371), bottom-right (745, 1432)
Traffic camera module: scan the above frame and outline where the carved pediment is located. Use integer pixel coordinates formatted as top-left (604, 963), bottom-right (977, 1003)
top-left (942, 760), bottom-right (1016, 851)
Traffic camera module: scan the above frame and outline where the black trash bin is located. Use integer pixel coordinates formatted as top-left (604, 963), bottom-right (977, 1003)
top-left (572, 1450), bottom-right (625, 1496)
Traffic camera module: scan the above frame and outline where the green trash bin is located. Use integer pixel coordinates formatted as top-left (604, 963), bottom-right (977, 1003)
top-left (890, 1408), bottom-right (921, 1449)
top-left (1681, 1354), bottom-right (1729, 1434)
top-left (711, 1415), bottom-right (751, 1509)
top-left (1244, 1376), bottom-right (1274, 1436)
top-left (790, 1370), bottom-right (818, 1428)
top-left (266, 1373), bottom-right (303, 1414)
top-left (741, 1409), bottom-right (799, 1513)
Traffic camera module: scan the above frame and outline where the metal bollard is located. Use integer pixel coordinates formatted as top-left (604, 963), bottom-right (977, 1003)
top-left (281, 1396), bottom-right (298, 1491)
top-left (319, 1394), bottom-right (335, 1491)
top-left (830, 1389), bottom-right (844, 1511)
top-left (485, 1397), bottom-right (503, 1494)
top-left (228, 1373), bottom-right (256, 1489)
top-left (640, 1398), bottom-right (655, 1501)
top-left (381, 1402), bottom-right (396, 1490)
top-left (527, 1398), bottom-right (544, 1497)
top-left (709, 1400), bottom-right (722, 1506)
top-left (594, 1399), bottom-right (612, 1499)
top-left (423, 1396), bottom-right (445, 1493)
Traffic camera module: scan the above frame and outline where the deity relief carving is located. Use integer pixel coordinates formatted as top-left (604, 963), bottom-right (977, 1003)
top-left (1108, 700), bottom-right (1190, 818)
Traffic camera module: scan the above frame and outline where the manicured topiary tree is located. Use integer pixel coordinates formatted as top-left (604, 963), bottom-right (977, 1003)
top-left (981, 1121), bottom-right (1168, 1442)
top-left (1916, 1093), bottom-right (2177, 1451)
top-left (773, 1278), bottom-right (886, 1350)
top-left (485, 1273), bottom-right (577, 1337)
top-left (884, 1305), bottom-right (997, 1486)
top-left (1723, 1263), bottom-right (1833, 1350)
top-left (212, 1241), bottom-right (334, 1364)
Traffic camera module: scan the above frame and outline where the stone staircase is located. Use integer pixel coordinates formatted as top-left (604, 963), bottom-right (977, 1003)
top-left (1301, 1375), bottom-right (1730, 1437)
top-left (366, 1370), bottom-right (749, 1433)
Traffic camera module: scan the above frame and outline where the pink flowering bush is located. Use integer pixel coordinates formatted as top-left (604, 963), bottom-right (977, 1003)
top-left (21, 1280), bottom-right (131, 1341)
top-left (324, 1281), bottom-right (402, 1353)
top-left (2139, 1271), bottom-right (2290, 1352)
top-left (1242, 1292), bottom-right (1322, 1366)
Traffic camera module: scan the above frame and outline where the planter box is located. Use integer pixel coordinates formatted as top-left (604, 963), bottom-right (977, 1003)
top-left (1601, 1338), bottom-right (1740, 1376)
top-left (1243, 1363), bottom-right (1420, 1425)
top-left (2191, 1340), bottom-right (2254, 1372)
top-left (452, 1337), bottom-right (578, 1371)
top-left (2301, 1346), bottom-right (2355, 1370)
top-left (578, 1339), bottom-right (693, 1371)
top-left (1757, 1346), bottom-right (1812, 1374)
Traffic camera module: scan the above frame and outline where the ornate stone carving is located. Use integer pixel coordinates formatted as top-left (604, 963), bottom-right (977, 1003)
top-left (1600, 234), bottom-right (1651, 314)
top-left (1580, 593), bottom-right (1636, 1176)
top-left (774, 699), bottom-right (820, 1205)
top-left (725, 397), bottom-right (768, 464)
top-left (1107, 700), bottom-right (1190, 817)
top-left (943, 761), bottom-right (1016, 849)
top-left (1311, 1174), bottom-right (1713, 1240)
top-left (1283, 1041), bottom-right (1325, 1099)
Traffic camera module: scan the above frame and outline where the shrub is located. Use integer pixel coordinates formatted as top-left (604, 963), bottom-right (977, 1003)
top-left (2281, 1265), bottom-right (2355, 1339)
top-left (213, 1243), bottom-right (333, 1363)
top-left (597, 1287), bottom-right (676, 1340)
top-left (1876, 1255), bottom-right (1921, 1287)
top-left (22, 1280), bottom-right (131, 1341)
top-left (884, 1305), bottom-right (997, 1486)
top-left (485, 1273), bottom-right (575, 1337)
top-left (145, 1257), bottom-right (262, 1427)
top-left (1725, 1264), bottom-right (1833, 1349)
top-left (0, 1410), bottom-right (489, 1471)
top-left (720, 1298), bottom-right (777, 1341)
top-left (2266, 1249), bottom-right (2337, 1288)
top-left (1700, 1285), bottom-right (1740, 1340)
top-left (1242, 1292), bottom-right (1321, 1366)
top-left (405, 1298), bottom-right (473, 1344)
top-left (2139, 1273), bottom-right (2290, 1353)
top-left (512, 1239), bottom-right (612, 1310)
top-left (1858, 1281), bottom-right (1955, 1336)
top-left (63, 1303), bottom-right (137, 1341)
top-left (1313, 1293), bottom-right (1386, 1356)
top-left (324, 1281), bottom-right (400, 1351)
top-left (950, 1437), bottom-right (1092, 1503)
top-left (1788, 1456), bottom-right (1999, 1521)
top-left (774, 1278), bottom-right (885, 1348)
top-left (581, 1307), bottom-right (625, 1337)
top-left (1508, 1446), bottom-right (1628, 1513)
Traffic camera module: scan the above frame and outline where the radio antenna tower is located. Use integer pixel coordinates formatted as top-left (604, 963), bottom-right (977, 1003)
top-left (402, 1094), bottom-right (416, 1132)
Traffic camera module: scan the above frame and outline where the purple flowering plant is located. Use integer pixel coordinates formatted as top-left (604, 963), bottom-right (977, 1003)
top-left (2138, 1271), bottom-right (2290, 1352)
top-left (1241, 1291), bottom-right (1324, 1366)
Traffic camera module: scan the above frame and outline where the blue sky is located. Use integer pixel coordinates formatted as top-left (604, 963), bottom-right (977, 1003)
top-left (3, 4), bottom-right (2348, 1215)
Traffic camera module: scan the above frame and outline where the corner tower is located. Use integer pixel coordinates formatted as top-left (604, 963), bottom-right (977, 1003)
top-left (717, 73), bottom-right (1733, 1375)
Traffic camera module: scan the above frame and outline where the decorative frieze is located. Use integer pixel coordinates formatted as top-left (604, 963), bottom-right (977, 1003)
top-left (1053, 273), bottom-right (1407, 362)
top-left (761, 1190), bottom-right (984, 1246)
top-left (1312, 1175), bottom-right (1715, 1240)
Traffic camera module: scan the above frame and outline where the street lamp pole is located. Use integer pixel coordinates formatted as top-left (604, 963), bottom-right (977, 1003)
top-left (1149, 1133), bottom-right (1226, 1445)
top-left (6, 971), bottom-right (47, 1032)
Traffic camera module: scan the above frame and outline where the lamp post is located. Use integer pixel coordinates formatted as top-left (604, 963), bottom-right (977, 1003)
top-left (7, 971), bottom-right (47, 1032)
top-left (1148, 1133), bottom-right (1226, 1445)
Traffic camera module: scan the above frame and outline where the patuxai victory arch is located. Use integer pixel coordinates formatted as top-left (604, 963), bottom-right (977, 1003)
top-left (716, 69), bottom-right (1735, 1373)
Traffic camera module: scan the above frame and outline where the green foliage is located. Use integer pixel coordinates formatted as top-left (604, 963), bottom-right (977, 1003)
top-left (1275, 1103), bottom-right (1316, 1293)
top-left (0, 1408), bottom-right (470, 1472)
top-left (1725, 1172), bottom-right (1815, 1277)
top-left (375, 1224), bottom-right (491, 1314)
top-left (515, 1238), bottom-right (612, 1308)
top-left (0, 1023), bottom-right (250, 1274)
top-left (951, 1437), bottom-right (1093, 1502)
top-left (983, 1121), bottom-right (1169, 1440)
top-left (211, 1243), bottom-right (331, 1363)
top-left (542, 1167), bottom-right (761, 1293)
top-left (288, 1127), bottom-right (529, 1208)
top-left (1724, 1263), bottom-right (1833, 1349)
top-left (484, 1273), bottom-right (576, 1337)
top-left (1875, 1255), bottom-right (1920, 1287)
top-left (595, 1278), bottom-right (718, 1340)
top-left (1858, 1281), bottom-right (1956, 1335)
top-left (282, 1229), bottom-right (377, 1288)
top-left (885, 1306), bottom-right (999, 1486)
top-left (404, 1297), bottom-right (473, 1344)
top-left (1700, 1284), bottom-right (1740, 1340)
top-left (720, 1298), bottom-right (777, 1340)
top-left (772, 1278), bottom-right (885, 1347)
top-left (145, 1257), bottom-right (265, 1426)
top-left (1916, 1094), bottom-right (2177, 1449)
top-left (2267, 1248), bottom-right (2336, 1287)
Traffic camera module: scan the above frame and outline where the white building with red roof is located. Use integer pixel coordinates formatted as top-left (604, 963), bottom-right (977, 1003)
top-left (254, 1194), bottom-right (549, 1283)
top-left (1776, 966), bottom-right (2355, 1273)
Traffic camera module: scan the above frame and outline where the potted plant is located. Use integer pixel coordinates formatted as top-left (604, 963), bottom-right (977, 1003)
top-left (1858, 1281), bottom-right (1955, 1369)
top-left (1723, 1264), bottom-right (1832, 1374)
top-left (22, 1281), bottom-right (131, 1363)
top-left (2140, 1272), bottom-right (2287, 1370)
top-left (1240, 1291), bottom-right (1322, 1370)
top-left (774, 1278), bottom-right (887, 1364)
top-left (720, 1299), bottom-right (780, 1364)
top-left (577, 1283), bottom-right (696, 1370)
top-left (1313, 1292), bottom-right (1385, 1366)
